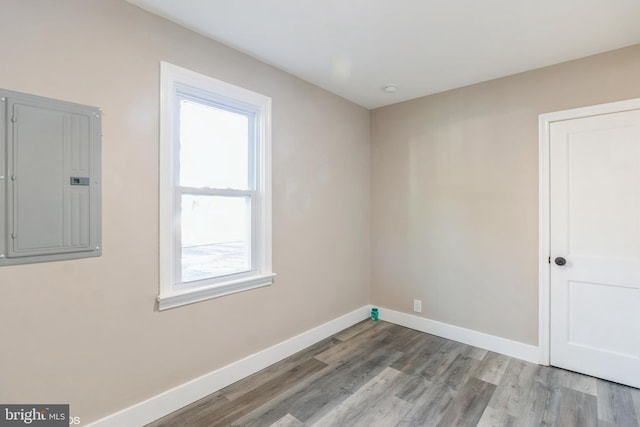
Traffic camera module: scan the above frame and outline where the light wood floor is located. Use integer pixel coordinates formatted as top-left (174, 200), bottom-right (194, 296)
top-left (147, 320), bottom-right (640, 427)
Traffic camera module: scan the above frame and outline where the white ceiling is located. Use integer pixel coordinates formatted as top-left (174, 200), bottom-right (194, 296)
top-left (127, 0), bottom-right (640, 109)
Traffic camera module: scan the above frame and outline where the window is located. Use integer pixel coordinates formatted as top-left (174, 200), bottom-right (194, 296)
top-left (158, 62), bottom-right (274, 310)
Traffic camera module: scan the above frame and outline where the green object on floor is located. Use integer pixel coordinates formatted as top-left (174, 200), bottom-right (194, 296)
top-left (371, 308), bottom-right (379, 321)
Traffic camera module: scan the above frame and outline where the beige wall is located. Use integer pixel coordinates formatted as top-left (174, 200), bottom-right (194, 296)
top-left (0, 1), bottom-right (370, 423)
top-left (371, 44), bottom-right (640, 345)
top-left (2, 0), bottom-right (639, 422)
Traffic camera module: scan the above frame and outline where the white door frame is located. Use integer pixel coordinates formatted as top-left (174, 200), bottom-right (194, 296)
top-left (538, 97), bottom-right (640, 366)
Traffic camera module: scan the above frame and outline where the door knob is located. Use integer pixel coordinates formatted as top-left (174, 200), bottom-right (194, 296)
top-left (555, 257), bottom-right (567, 266)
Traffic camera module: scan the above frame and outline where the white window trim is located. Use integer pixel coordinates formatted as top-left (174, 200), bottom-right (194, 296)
top-left (158, 61), bottom-right (274, 310)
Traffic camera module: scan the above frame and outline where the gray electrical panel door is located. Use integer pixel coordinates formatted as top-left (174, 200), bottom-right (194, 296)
top-left (0, 89), bottom-right (101, 265)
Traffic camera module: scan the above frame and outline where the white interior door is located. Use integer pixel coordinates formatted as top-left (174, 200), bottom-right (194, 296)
top-left (549, 106), bottom-right (640, 388)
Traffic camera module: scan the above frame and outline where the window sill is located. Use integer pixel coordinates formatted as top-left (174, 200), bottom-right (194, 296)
top-left (157, 273), bottom-right (276, 311)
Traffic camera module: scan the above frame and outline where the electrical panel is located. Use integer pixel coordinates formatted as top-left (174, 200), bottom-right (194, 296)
top-left (0, 89), bottom-right (101, 266)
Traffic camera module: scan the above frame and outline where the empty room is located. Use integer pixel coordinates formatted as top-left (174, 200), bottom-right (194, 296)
top-left (1, 1), bottom-right (640, 426)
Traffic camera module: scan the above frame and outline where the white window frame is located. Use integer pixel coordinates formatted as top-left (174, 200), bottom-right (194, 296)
top-left (158, 62), bottom-right (274, 310)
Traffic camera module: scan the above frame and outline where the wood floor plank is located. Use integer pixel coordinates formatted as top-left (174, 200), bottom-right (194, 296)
top-left (314, 320), bottom-right (395, 365)
top-left (351, 395), bottom-right (412, 427)
top-left (519, 366), bottom-right (563, 427)
top-left (596, 379), bottom-right (639, 427)
top-left (333, 319), bottom-right (378, 341)
top-left (474, 351), bottom-right (510, 385)
top-left (184, 357), bottom-right (327, 427)
top-left (221, 335), bottom-right (337, 401)
top-left (556, 387), bottom-right (598, 427)
top-left (268, 413), bottom-right (304, 427)
top-left (298, 349), bottom-right (405, 425)
top-left (311, 367), bottom-right (409, 427)
top-left (485, 358), bottom-right (538, 418)
top-left (439, 353), bottom-right (481, 391)
top-left (379, 323), bottom-right (427, 353)
top-left (632, 389), bottom-right (640, 423)
top-left (395, 374), bottom-right (434, 403)
top-left (556, 368), bottom-right (598, 396)
top-left (418, 340), bottom-right (469, 380)
top-left (476, 406), bottom-right (519, 427)
top-left (146, 321), bottom-right (640, 427)
top-left (390, 333), bottom-right (447, 375)
top-left (236, 341), bottom-right (403, 426)
top-left (396, 379), bottom-right (457, 426)
top-left (145, 393), bottom-right (229, 427)
top-left (436, 377), bottom-right (496, 427)
top-left (467, 346), bottom-right (489, 361)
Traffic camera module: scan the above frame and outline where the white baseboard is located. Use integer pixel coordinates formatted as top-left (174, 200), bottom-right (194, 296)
top-left (87, 306), bottom-right (371, 427)
top-left (88, 305), bottom-right (539, 426)
top-left (376, 306), bottom-right (539, 364)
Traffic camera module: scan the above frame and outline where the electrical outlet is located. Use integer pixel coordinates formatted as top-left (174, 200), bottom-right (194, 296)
top-left (413, 299), bottom-right (422, 313)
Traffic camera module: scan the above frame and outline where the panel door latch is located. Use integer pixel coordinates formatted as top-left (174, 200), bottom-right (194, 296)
top-left (70, 177), bottom-right (90, 186)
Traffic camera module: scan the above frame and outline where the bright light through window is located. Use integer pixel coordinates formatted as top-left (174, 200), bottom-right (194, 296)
top-left (159, 61), bottom-right (274, 310)
top-left (181, 195), bottom-right (251, 282)
top-left (179, 100), bottom-right (249, 189)
top-left (179, 100), bottom-right (253, 283)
